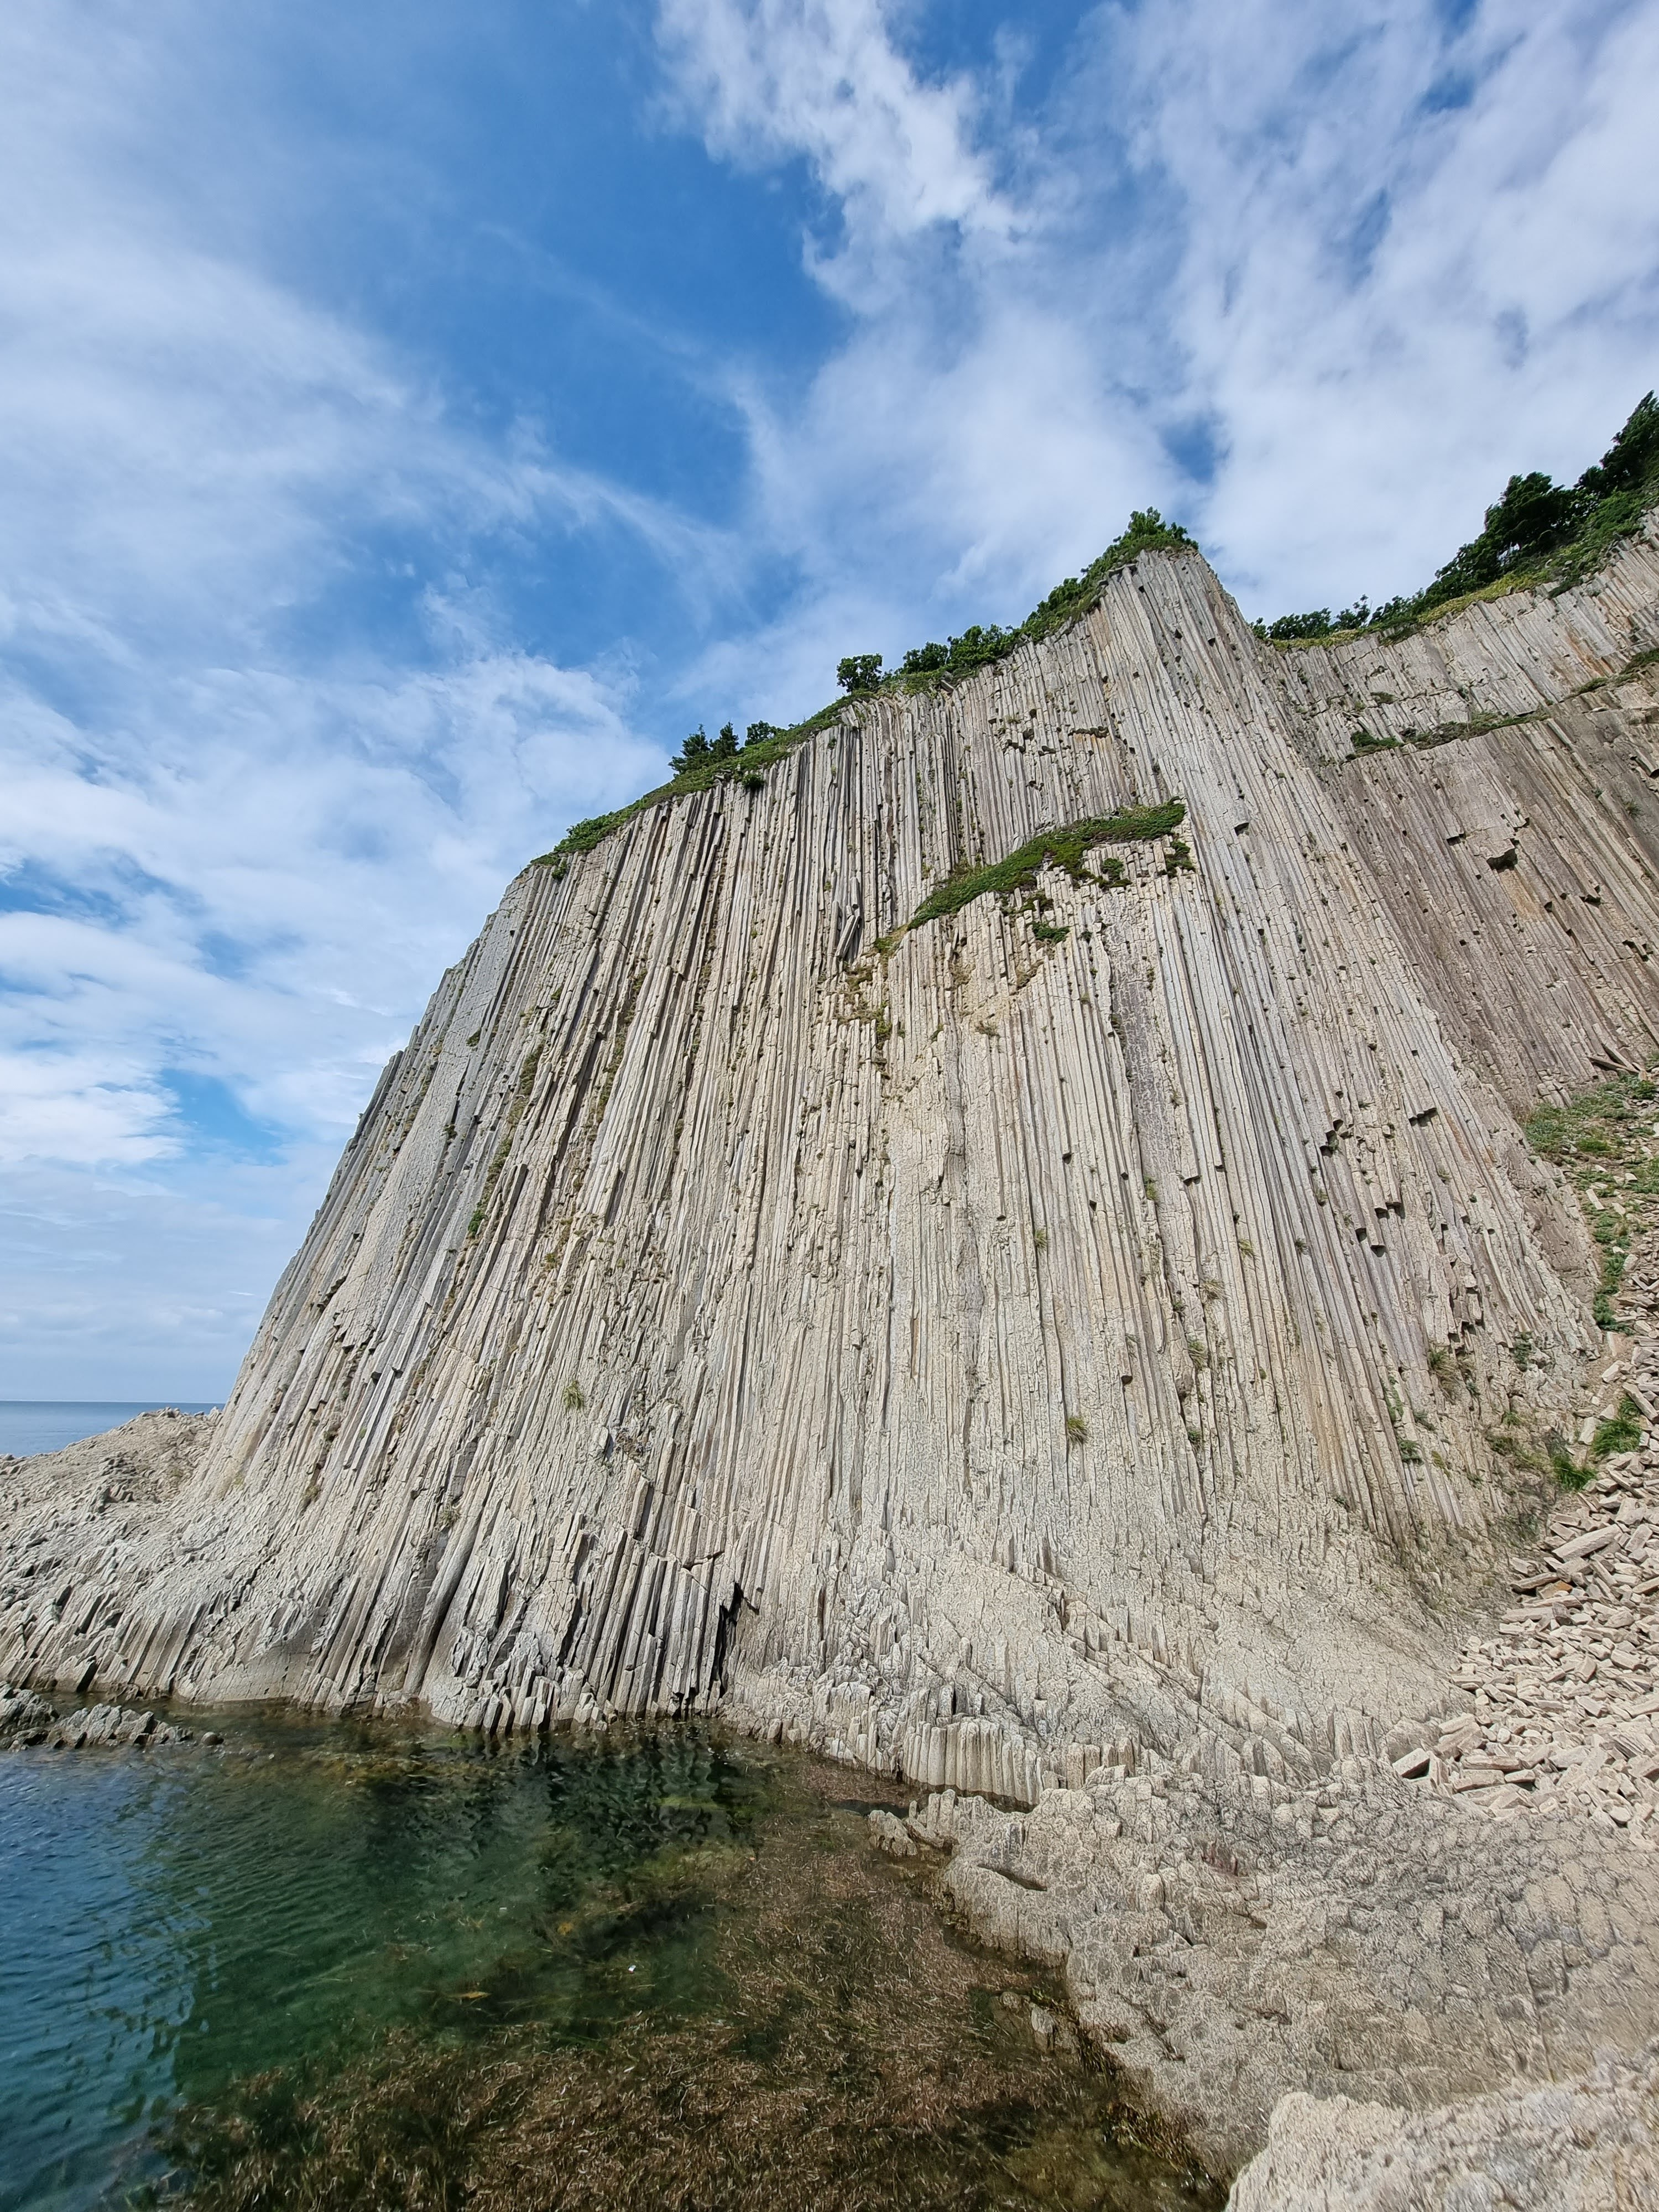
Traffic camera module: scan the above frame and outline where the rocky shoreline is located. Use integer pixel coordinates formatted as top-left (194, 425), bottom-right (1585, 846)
top-left (0, 1687), bottom-right (200, 1749)
top-left (9, 1396), bottom-right (1659, 2201)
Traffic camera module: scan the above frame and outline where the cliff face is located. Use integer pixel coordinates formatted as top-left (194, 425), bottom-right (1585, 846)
top-left (8, 525), bottom-right (1659, 1803)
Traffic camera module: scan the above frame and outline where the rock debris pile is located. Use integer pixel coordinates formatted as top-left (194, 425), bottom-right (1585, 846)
top-left (1407, 1235), bottom-right (1659, 1835)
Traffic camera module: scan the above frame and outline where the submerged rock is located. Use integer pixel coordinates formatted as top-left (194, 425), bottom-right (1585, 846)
top-left (0, 1685), bottom-right (189, 1750)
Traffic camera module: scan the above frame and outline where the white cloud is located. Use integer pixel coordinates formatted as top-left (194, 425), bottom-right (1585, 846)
top-left (0, 7), bottom-right (683, 1389)
top-left (0, 1052), bottom-right (175, 1170)
top-left (1097, 0), bottom-right (1659, 607)
top-left (658, 0), bottom-right (1014, 293)
top-left (661, 0), bottom-right (1659, 628)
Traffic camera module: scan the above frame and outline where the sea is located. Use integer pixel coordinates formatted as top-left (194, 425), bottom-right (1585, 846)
top-left (0, 1715), bottom-right (1222, 2211)
top-left (0, 1404), bottom-right (220, 1459)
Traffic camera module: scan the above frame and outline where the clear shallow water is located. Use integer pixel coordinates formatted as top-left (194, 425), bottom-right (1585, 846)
top-left (0, 1406), bottom-right (218, 1458)
top-left (0, 1715), bottom-right (1223, 2212)
top-left (0, 1716), bottom-right (764, 2209)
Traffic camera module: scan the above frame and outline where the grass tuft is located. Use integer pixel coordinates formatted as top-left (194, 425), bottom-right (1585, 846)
top-left (1590, 1392), bottom-right (1644, 1462)
top-left (1525, 1066), bottom-right (1658, 1328)
top-left (909, 804), bottom-right (1186, 931)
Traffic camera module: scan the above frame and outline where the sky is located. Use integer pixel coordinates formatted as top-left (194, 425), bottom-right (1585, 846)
top-left (2, 0), bottom-right (1656, 1399)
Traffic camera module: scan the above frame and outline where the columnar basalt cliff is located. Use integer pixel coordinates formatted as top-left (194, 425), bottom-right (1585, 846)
top-left (7, 525), bottom-right (1659, 1823)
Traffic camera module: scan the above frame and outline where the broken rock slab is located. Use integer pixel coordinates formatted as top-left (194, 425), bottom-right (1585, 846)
top-left (1225, 2038), bottom-right (1659, 2210)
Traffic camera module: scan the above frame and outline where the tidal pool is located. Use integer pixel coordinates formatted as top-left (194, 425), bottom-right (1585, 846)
top-left (0, 1714), bottom-right (1222, 2210)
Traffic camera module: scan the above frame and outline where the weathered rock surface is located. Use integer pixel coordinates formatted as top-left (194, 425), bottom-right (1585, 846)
top-left (0, 1687), bottom-right (190, 1748)
top-left (5, 519), bottom-right (1659, 2165)
top-left (876, 1760), bottom-right (1659, 2176)
top-left (1418, 1230), bottom-right (1659, 1835)
top-left (10, 534), bottom-right (1659, 1761)
top-left (1227, 2041), bottom-right (1659, 2210)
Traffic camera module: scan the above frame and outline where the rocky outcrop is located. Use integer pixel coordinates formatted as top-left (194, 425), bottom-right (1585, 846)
top-left (4, 530), bottom-right (1659, 1795)
top-left (0, 1686), bottom-right (194, 1748)
top-left (1227, 2041), bottom-right (1659, 2210)
top-left (877, 1759), bottom-right (1659, 2177)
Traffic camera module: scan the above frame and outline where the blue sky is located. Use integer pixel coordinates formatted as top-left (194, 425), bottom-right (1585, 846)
top-left (2, 0), bottom-right (1657, 1397)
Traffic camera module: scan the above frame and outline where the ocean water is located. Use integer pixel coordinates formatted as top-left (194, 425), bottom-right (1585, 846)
top-left (0, 1404), bottom-right (218, 1459)
top-left (0, 1715), bottom-right (1221, 2212)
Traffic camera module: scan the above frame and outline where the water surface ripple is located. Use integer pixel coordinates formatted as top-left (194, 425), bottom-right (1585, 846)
top-left (0, 1714), bottom-right (1221, 2210)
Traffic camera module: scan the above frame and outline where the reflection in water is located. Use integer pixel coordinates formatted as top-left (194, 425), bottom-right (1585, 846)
top-left (0, 1715), bottom-right (1222, 2210)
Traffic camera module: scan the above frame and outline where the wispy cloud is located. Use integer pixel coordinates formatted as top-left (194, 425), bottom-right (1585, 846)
top-left (660, 0), bottom-right (1659, 629)
top-left (658, 0), bottom-right (1015, 283)
top-left (1096, 0), bottom-right (1659, 606)
top-left (3, 0), bottom-right (1655, 1393)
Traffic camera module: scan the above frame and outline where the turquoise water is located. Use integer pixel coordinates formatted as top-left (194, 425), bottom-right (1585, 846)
top-left (0, 1718), bottom-right (766, 2209)
top-left (0, 1407), bottom-right (218, 1458)
top-left (0, 1717), bottom-right (1223, 2211)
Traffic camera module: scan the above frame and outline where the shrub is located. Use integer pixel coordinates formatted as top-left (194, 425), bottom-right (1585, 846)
top-left (1260, 392), bottom-right (1659, 643)
top-left (1264, 609), bottom-right (1333, 641)
top-left (1065, 1413), bottom-right (1089, 1445)
top-left (874, 509), bottom-right (1197, 698)
top-left (560, 817), bottom-right (616, 855)
top-left (1020, 510), bottom-right (1196, 648)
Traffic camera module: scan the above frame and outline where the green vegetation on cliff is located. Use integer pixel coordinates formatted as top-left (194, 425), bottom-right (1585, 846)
top-left (1261, 391), bottom-right (1659, 645)
top-left (906, 802), bottom-right (1188, 933)
top-left (1525, 1064), bottom-right (1659, 1333)
top-left (531, 701), bottom-right (847, 875)
top-left (841, 509), bottom-right (1196, 698)
top-left (533, 395), bottom-right (1655, 879)
top-left (534, 513), bottom-right (1196, 873)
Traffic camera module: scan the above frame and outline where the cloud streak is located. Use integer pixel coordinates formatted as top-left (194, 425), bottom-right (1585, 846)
top-left (660, 0), bottom-right (1659, 630)
top-left (2, 0), bottom-right (1656, 1394)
